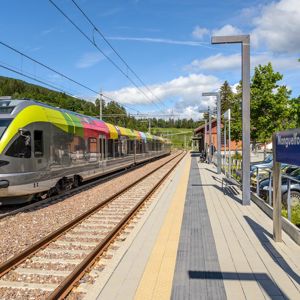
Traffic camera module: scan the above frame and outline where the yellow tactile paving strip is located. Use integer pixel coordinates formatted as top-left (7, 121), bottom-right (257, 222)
top-left (134, 155), bottom-right (191, 300)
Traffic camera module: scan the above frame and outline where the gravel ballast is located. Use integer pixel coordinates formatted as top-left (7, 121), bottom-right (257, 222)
top-left (0, 153), bottom-right (178, 264)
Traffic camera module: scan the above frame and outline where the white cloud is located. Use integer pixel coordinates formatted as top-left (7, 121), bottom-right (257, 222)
top-left (75, 52), bottom-right (104, 69)
top-left (212, 24), bottom-right (242, 36)
top-left (251, 0), bottom-right (300, 53)
top-left (185, 52), bottom-right (300, 72)
top-left (186, 53), bottom-right (241, 72)
top-left (192, 26), bottom-right (209, 40)
top-left (105, 73), bottom-right (222, 116)
top-left (108, 36), bottom-right (208, 47)
top-left (40, 28), bottom-right (55, 36)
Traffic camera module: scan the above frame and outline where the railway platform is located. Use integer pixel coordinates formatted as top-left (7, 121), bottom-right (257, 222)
top-left (91, 153), bottom-right (300, 300)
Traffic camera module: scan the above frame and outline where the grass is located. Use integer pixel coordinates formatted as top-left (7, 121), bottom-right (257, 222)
top-left (151, 127), bottom-right (194, 149)
top-left (282, 204), bottom-right (300, 227)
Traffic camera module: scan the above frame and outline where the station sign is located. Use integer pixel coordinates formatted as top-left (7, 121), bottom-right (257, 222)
top-left (275, 128), bottom-right (300, 166)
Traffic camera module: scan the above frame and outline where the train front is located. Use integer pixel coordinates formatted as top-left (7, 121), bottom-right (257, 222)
top-left (0, 98), bottom-right (32, 204)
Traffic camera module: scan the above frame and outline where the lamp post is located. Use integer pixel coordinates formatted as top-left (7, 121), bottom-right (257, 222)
top-left (198, 108), bottom-right (210, 161)
top-left (211, 35), bottom-right (250, 205)
top-left (224, 121), bottom-right (226, 174)
top-left (204, 119), bottom-right (207, 154)
top-left (224, 109), bottom-right (232, 176)
top-left (207, 107), bottom-right (212, 163)
top-left (202, 92), bottom-right (221, 174)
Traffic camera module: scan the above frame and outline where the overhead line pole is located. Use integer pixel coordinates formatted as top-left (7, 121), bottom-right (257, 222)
top-left (0, 40), bottom-right (141, 114)
top-left (71, 0), bottom-right (167, 110)
top-left (99, 91), bottom-right (103, 121)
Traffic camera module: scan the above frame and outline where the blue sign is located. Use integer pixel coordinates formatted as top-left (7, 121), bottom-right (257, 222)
top-left (276, 129), bottom-right (300, 166)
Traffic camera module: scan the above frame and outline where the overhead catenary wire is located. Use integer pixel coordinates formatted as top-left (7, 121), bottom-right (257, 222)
top-left (100, 94), bottom-right (142, 114)
top-left (0, 59), bottom-right (79, 95)
top-left (70, 0), bottom-right (167, 110)
top-left (0, 40), bottom-right (141, 114)
top-left (48, 0), bottom-right (165, 112)
top-left (0, 63), bottom-right (143, 115)
top-left (0, 40), bottom-right (97, 96)
top-left (0, 64), bottom-right (72, 95)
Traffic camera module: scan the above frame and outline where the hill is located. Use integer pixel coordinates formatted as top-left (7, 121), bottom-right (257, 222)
top-left (151, 127), bottom-right (193, 149)
top-left (0, 76), bottom-right (201, 134)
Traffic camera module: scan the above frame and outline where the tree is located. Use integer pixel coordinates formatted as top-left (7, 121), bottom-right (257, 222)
top-left (290, 97), bottom-right (300, 127)
top-left (230, 81), bottom-right (242, 143)
top-left (220, 80), bottom-right (234, 114)
top-left (250, 63), bottom-right (294, 144)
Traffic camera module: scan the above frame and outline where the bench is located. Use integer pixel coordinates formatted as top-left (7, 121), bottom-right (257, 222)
top-left (222, 176), bottom-right (241, 195)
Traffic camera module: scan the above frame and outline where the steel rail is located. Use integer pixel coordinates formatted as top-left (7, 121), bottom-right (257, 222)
top-left (0, 152), bottom-right (170, 220)
top-left (48, 151), bottom-right (186, 299)
top-left (0, 151), bottom-right (183, 279)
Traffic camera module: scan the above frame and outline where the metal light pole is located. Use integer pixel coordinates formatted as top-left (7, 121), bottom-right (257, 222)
top-left (208, 107), bottom-right (212, 163)
top-left (99, 92), bottom-right (103, 120)
top-left (228, 109), bottom-right (232, 177)
top-left (204, 119), bottom-right (207, 153)
top-left (224, 121), bottom-right (227, 174)
top-left (203, 92), bottom-right (221, 174)
top-left (224, 109), bottom-right (231, 177)
top-left (211, 35), bottom-right (250, 205)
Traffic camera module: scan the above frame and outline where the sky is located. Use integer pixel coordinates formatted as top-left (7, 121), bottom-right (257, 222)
top-left (0, 0), bottom-right (299, 120)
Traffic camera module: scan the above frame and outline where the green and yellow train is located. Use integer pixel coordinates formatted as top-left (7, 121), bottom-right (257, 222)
top-left (0, 98), bottom-right (171, 204)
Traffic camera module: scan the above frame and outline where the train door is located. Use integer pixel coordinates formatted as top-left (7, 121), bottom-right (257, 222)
top-left (33, 129), bottom-right (48, 171)
top-left (99, 135), bottom-right (107, 160)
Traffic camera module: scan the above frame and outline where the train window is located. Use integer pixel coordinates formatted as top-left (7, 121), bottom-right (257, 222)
top-left (6, 132), bottom-right (31, 158)
top-left (107, 139), bottom-right (114, 158)
top-left (34, 131), bottom-right (44, 157)
top-left (0, 119), bottom-right (12, 139)
top-left (99, 137), bottom-right (107, 159)
top-left (114, 140), bottom-right (120, 157)
top-left (128, 140), bottom-right (134, 154)
top-left (88, 138), bottom-right (97, 153)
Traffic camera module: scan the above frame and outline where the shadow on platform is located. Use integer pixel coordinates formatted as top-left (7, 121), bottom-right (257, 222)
top-left (192, 183), bottom-right (242, 205)
top-left (245, 216), bottom-right (300, 286)
top-left (188, 270), bottom-right (288, 299)
top-left (198, 167), bottom-right (219, 175)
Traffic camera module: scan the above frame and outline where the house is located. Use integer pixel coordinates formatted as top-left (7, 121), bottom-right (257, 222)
top-left (193, 119), bottom-right (242, 153)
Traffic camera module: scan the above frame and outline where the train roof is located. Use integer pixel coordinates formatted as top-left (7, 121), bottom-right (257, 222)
top-left (0, 98), bottom-right (168, 143)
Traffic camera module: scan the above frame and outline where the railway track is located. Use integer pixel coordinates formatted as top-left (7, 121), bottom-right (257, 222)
top-left (0, 153), bottom-right (171, 220)
top-left (0, 151), bottom-right (186, 299)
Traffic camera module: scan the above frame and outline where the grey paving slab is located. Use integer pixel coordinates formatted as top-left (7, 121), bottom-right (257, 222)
top-left (171, 157), bottom-right (226, 300)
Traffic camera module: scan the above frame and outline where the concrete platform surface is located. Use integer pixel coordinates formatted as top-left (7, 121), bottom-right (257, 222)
top-left (86, 153), bottom-right (300, 300)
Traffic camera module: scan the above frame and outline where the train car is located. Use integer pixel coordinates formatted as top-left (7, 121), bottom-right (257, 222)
top-left (0, 98), bottom-right (171, 204)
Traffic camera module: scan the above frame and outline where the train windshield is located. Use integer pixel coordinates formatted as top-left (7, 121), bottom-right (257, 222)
top-left (0, 119), bottom-right (12, 139)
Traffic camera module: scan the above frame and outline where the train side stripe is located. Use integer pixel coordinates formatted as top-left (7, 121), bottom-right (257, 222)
top-left (0, 105), bottom-right (69, 154)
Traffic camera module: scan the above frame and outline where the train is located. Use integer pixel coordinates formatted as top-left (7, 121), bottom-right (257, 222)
top-left (0, 98), bottom-right (171, 205)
